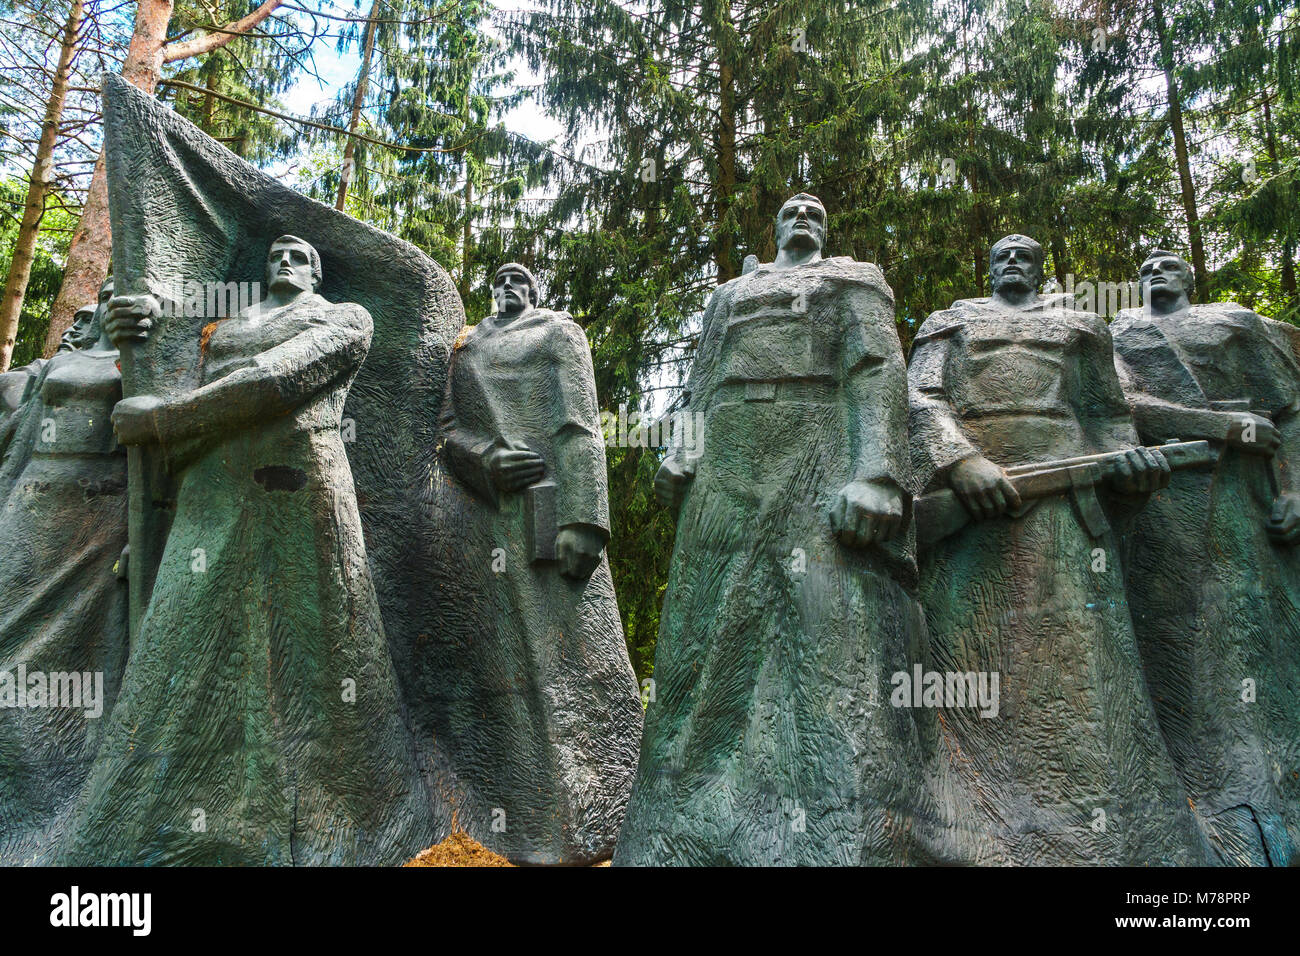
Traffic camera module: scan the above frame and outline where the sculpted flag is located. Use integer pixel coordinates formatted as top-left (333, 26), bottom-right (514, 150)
top-left (99, 76), bottom-right (465, 851)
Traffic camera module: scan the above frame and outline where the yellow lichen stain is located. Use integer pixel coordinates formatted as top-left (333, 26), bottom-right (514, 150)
top-left (199, 319), bottom-right (229, 355)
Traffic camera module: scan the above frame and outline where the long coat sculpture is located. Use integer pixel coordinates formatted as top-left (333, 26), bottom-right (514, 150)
top-left (0, 282), bottom-right (129, 864)
top-left (908, 235), bottom-right (1212, 865)
top-left (435, 262), bottom-right (642, 865)
top-left (616, 194), bottom-right (951, 866)
top-left (1112, 250), bottom-right (1300, 866)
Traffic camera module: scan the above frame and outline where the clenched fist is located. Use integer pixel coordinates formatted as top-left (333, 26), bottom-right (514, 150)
top-left (111, 394), bottom-right (164, 446)
top-left (1108, 446), bottom-right (1170, 495)
top-left (556, 524), bottom-right (606, 580)
top-left (829, 479), bottom-right (904, 548)
top-left (1227, 414), bottom-right (1281, 457)
top-left (654, 456), bottom-right (693, 512)
top-left (950, 454), bottom-right (1021, 520)
top-left (104, 294), bottom-right (162, 346)
top-left (1267, 492), bottom-right (1300, 545)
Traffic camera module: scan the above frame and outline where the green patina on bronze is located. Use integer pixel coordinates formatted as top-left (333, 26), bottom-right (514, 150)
top-left (908, 235), bottom-right (1213, 865)
top-left (57, 236), bottom-right (442, 865)
top-left (7, 77), bottom-right (641, 865)
top-left (46, 77), bottom-right (465, 865)
top-left (616, 195), bottom-right (954, 866)
top-left (1112, 250), bottom-right (1300, 866)
top-left (429, 262), bottom-right (641, 865)
top-left (0, 280), bottom-right (128, 865)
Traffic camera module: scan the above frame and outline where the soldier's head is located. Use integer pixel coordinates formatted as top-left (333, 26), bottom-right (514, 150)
top-left (265, 235), bottom-right (321, 296)
top-left (85, 276), bottom-right (115, 348)
top-left (1139, 249), bottom-right (1194, 312)
top-left (492, 262), bottom-right (539, 319)
top-left (59, 304), bottom-right (98, 352)
top-left (775, 193), bottom-right (827, 255)
top-left (989, 234), bottom-right (1044, 297)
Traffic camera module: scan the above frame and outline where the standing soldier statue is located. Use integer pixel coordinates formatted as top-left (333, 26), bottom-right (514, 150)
top-left (908, 234), bottom-right (1213, 865)
top-left (616, 194), bottom-right (949, 866)
top-left (1112, 250), bottom-right (1300, 866)
top-left (436, 262), bottom-right (642, 865)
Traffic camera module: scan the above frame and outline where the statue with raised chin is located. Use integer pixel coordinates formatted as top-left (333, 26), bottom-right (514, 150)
top-left (0, 301), bottom-right (96, 442)
top-left (908, 234), bottom-right (1212, 865)
top-left (1111, 251), bottom-right (1300, 865)
top-left (0, 277), bottom-right (129, 865)
top-left (57, 236), bottom-right (440, 866)
top-left (431, 262), bottom-right (641, 865)
top-left (615, 194), bottom-right (948, 866)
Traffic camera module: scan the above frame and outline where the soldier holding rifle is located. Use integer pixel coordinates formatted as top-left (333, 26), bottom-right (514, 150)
top-left (1112, 250), bottom-right (1300, 866)
top-left (907, 234), bottom-right (1212, 865)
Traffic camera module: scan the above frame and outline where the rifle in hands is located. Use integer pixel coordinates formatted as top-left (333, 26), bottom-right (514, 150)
top-left (914, 440), bottom-right (1218, 547)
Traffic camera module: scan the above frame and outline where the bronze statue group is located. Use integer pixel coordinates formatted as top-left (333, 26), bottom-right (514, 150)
top-left (0, 83), bottom-right (1295, 868)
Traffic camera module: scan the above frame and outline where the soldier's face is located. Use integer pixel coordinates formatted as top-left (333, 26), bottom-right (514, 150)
top-left (266, 240), bottom-right (316, 295)
top-left (62, 309), bottom-right (96, 351)
top-left (990, 243), bottom-right (1041, 293)
top-left (493, 270), bottom-right (533, 316)
top-left (1140, 256), bottom-right (1192, 301)
top-left (775, 200), bottom-right (826, 253)
top-left (85, 279), bottom-right (115, 341)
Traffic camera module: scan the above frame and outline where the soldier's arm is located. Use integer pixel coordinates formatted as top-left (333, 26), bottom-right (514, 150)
top-left (1262, 321), bottom-right (1300, 495)
top-left (656, 285), bottom-right (733, 514)
top-left (121, 304), bottom-right (372, 447)
top-left (841, 283), bottom-right (910, 496)
top-left (1080, 323), bottom-right (1169, 516)
top-left (665, 284), bottom-right (730, 474)
top-left (548, 317), bottom-right (611, 539)
top-left (907, 317), bottom-right (978, 493)
top-left (1081, 319), bottom-right (1146, 453)
top-left (436, 356), bottom-right (500, 506)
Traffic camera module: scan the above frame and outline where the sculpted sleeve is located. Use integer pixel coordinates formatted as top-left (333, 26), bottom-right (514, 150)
top-left (151, 302), bottom-right (373, 446)
top-left (0, 361), bottom-right (51, 493)
top-left (669, 283), bottom-right (730, 470)
top-left (838, 272), bottom-right (912, 496)
top-left (907, 314), bottom-right (978, 493)
top-left (548, 317), bottom-right (611, 538)
top-left (1079, 315), bottom-right (1142, 454)
top-left (437, 342), bottom-right (499, 506)
top-left (1111, 316), bottom-right (1231, 446)
top-left (1264, 318), bottom-right (1300, 495)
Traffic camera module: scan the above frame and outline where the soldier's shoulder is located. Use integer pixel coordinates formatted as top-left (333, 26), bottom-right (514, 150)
top-left (1108, 308), bottom-right (1148, 341)
top-left (1111, 306), bottom-right (1147, 325)
top-left (1256, 312), bottom-right (1300, 348)
top-left (536, 308), bottom-right (592, 348)
top-left (914, 305), bottom-right (968, 341)
top-left (327, 297), bottom-right (374, 332)
top-left (820, 256), bottom-right (893, 298)
top-left (1199, 299), bottom-right (1253, 314)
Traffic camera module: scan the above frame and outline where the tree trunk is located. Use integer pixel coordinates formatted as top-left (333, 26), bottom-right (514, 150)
top-left (42, 0), bottom-right (174, 355)
top-left (1260, 91), bottom-right (1297, 303)
top-left (336, 0), bottom-right (381, 211)
top-left (1, 0), bottom-right (85, 371)
top-left (1152, 0), bottom-right (1209, 302)
top-left (460, 167), bottom-right (473, 300)
top-left (44, 0), bottom-right (286, 355)
top-left (200, 58), bottom-right (220, 134)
